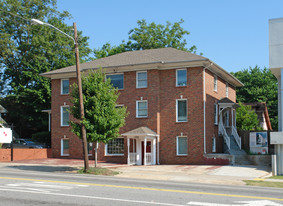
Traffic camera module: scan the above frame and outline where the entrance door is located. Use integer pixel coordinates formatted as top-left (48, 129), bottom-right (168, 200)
top-left (141, 141), bottom-right (151, 165)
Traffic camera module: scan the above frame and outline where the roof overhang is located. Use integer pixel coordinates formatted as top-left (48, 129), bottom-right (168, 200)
top-left (41, 59), bottom-right (243, 87)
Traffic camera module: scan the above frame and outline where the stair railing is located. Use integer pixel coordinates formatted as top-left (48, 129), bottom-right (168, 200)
top-left (219, 120), bottom-right (230, 150)
top-left (232, 125), bottom-right (241, 149)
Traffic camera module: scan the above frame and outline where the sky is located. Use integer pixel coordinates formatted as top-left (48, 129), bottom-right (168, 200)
top-left (56, 0), bottom-right (283, 73)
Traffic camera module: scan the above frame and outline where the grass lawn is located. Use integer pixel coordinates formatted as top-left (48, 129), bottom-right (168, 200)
top-left (244, 180), bottom-right (283, 188)
top-left (77, 167), bottom-right (119, 176)
top-left (269, 176), bottom-right (283, 180)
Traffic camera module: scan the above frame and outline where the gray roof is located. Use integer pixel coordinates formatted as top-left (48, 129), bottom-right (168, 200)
top-left (42, 48), bottom-right (207, 76)
top-left (218, 97), bottom-right (235, 104)
top-left (122, 127), bottom-right (157, 137)
top-left (41, 47), bottom-right (243, 87)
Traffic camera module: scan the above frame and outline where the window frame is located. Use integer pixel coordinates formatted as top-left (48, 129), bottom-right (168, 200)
top-left (214, 75), bottom-right (218, 92)
top-left (88, 142), bottom-right (93, 156)
top-left (61, 138), bottom-right (70, 156)
top-left (214, 103), bottom-right (218, 125)
top-left (106, 73), bottom-right (124, 90)
top-left (60, 105), bottom-right (70, 127)
top-left (176, 136), bottom-right (188, 156)
top-left (176, 99), bottom-right (188, 122)
top-left (105, 138), bottom-right (124, 156)
top-left (61, 79), bottom-right (69, 95)
top-left (136, 71), bottom-right (147, 88)
top-left (136, 100), bottom-right (148, 118)
top-left (176, 69), bottom-right (187, 87)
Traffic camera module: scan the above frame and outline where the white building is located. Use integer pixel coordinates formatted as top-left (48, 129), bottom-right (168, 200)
top-left (269, 17), bottom-right (283, 175)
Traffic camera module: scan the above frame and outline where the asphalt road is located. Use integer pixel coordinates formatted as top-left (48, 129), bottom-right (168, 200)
top-left (0, 167), bottom-right (282, 206)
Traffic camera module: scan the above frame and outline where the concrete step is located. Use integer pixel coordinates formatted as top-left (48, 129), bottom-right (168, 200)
top-left (234, 154), bottom-right (253, 165)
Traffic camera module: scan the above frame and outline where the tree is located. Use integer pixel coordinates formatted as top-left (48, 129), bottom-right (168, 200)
top-left (0, 0), bottom-right (92, 137)
top-left (93, 19), bottom-right (199, 59)
top-left (70, 70), bottom-right (127, 167)
top-left (232, 66), bottom-right (278, 130)
top-left (236, 102), bottom-right (261, 131)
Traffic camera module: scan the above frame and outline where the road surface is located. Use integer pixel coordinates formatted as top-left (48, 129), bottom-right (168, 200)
top-left (0, 167), bottom-right (282, 205)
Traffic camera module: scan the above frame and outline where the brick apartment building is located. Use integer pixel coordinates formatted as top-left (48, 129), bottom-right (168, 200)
top-left (42, 48), bottom-right (243, 165)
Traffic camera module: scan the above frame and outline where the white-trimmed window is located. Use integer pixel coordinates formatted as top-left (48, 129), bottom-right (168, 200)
top-left (136, 100), bottom-right (148, 118)
top-left (226, 82), bottom-right (229, 97)
top-left (214, 75), bottom-right (218, 91)
top-left (176, 136), bottom-right (188, 155)
top-left (61, 139), bottom-right (70, 156)
top-left (61, 106), bottom-right (69, 126)
top-left (61, 79), bottom-right (69, 94)
top-left (176, 69), bottom-right (187, 86)
top-left (212, 137), bottom-right (216, 153)
top-left (106, 74), bottom-right (124, 89)
top-left (214, 103), bottom-right (218, 125)
top-left (105, 138), bottom-right (124, 156)
top-left (176, 99), bottom-right (187, 122)
top-left (136, 71), bottom-right (147, 88)
top-left (88, 143), bottom-right (93, 156)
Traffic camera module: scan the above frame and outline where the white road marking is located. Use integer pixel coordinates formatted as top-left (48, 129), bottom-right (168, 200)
top-left (187, 200), bottom-right (282, 206)
top-left (0, 187), bottom-right (183, 206)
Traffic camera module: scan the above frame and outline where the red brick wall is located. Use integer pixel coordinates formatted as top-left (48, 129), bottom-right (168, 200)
top-left (205, 70), bottom-right (236, 154)
top-left (50, 67), bottom-right (237, 164)
top-left (0, 149), bottom-right (51, 162)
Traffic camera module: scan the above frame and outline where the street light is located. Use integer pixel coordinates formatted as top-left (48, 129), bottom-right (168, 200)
top-left (31, 19), bottom-right (89, 171)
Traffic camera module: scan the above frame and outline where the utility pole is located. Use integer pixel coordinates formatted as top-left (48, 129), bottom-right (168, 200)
top-left (73, 22), bottom-right (89, 171)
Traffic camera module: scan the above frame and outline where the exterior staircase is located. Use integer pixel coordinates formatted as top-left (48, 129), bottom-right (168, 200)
top-left (228, 135), bottom-right (253, 165)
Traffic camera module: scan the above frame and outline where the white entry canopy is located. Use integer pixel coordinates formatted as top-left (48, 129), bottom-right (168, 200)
top-left (0, 128), bottom-right (12, 143)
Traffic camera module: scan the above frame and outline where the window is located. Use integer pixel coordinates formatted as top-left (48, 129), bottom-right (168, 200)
top-left (88, 143), bottom-right (93, 156)
top-left (61, 106), bottom-right (69, 126)
top-left (214, 103), bottom-right (218, 125)
top-left (136, 71), bottom-right (147, 88)
top-left (176, 136), bottom-right (188, 155)
top-left (176, 69), bottom-right (187, 86)
top-left (212, 137), bottom-right (216, 153)
top-left (226, 82), bottom-right (229, 97)
top-left (61, 139), bottom-right (69, 156)
top-left (136, 100), bottom-right (148, 118)
top-left (176, 99), bottom-right (187, 122)
top-left (106, 74), bottom-right (124, 89)
top-left (61, 79), bottom-right (69, 94)
top-left (214, 75), bottom-right (218, 91)
top-left (105, 138), bottom-right (124, 155)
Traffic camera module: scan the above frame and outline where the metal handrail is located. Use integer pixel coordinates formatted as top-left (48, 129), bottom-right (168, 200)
top-left (232, 125), bottom-right (241, 149)
top-left (219, 121), bottom-right (230, 150)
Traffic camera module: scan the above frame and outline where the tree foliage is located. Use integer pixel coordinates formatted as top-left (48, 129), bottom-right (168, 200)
top-left (232, 66), bottom-right (278, 130)
top-left (236, 103), bottom-right (261, 131)
top-left (70, 69), bottom-right (127, 144)
top-left (0, 0), bottom-right (92, 137)
top-left (93, 19), bottom-right (198, 59)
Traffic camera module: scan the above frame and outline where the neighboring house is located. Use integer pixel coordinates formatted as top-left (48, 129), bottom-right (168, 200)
top-left (243, 102), bottom-right (272, 131)
top-left (41, 48), bottom-right (243, 165)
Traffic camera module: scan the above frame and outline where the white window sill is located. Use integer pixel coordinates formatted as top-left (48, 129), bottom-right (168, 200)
top-left (105, 154), bottom-right (124, 156)
top-left (61, 154), bottom-right (70, 156)
top-left (176, 154), bottom-right (188, 156)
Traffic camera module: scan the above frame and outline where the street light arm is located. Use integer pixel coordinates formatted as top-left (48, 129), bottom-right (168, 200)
top-left (31, 19), bottom-right (75, 44)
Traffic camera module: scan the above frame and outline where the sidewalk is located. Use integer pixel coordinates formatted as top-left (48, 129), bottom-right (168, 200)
top-left (0, 158), bottom-right (272, 186)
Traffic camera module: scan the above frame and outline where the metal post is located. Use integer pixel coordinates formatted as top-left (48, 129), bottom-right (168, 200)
top-left (73, 23), bottom-right (89, 171)
top-left (11, 124), bottom-right (13, 161)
